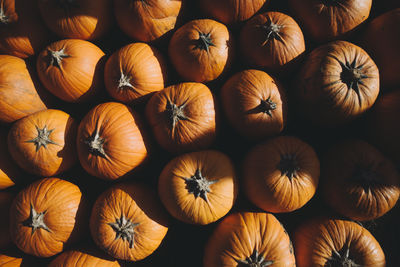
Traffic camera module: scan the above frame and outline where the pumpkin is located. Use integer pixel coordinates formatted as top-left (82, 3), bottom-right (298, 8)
top-left (288, 0), bottom-right (372, 42)
top-left (38, 0), bottom-right (112, 40)
top-left (220, 69), bottom-right (287, 140)
top-left (77, 102), bottom-right (148, 180)
top-left (168, 19), bottom-right (234, 83)
top-left (0, 192), bottom-right (13, 249)
top-left (36, 39), bottom-right (105, 103)
top-left (49, 247), bottom-right (121, 267)
top-left (158, 150), bottom-right (238, 225)
top-left (0, 129), bottom-right (21, 190)
top-left (114, 0), bottom-right (182, 42)
top-left (90, 182), bottom-right (169, 261)
top-left (9, 177), bottom-right (87, 257)
top-left (104, 42), bottom-right (167, 104)
top-left (321, 140), bottom-right (400, 221)
top-left (243, 136), bottom-right (320, 213)
top-left (8, 109), bottom-right (77, 177)
top-left (239, 11), bottom-right (305, 71)
top-left (145, 82), bottom-right (217, 154)
top-left (203, 212), bottom-right (295, 267)
top-left (0, 253), bottom-right (23, 266)
top-left (295, 40), bottom-right (379, 126)
top-left (294, 217), bottom-right (385, 267)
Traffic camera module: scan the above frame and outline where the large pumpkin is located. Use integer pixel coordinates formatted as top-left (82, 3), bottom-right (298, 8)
top-left (204, 212), bottom-right (295, 267)
top-left (9, 177), bottom-right (87, 258)
top-left (158, 150), bottom-right (238, 225)
top-left (49, 247), bottom-right (121, 267)
top-left (0, 129), bottom-right (21, 190)
top-left (8, 109), bottom-right (77, 177)
top-left (36, 39), bottom-right (105, 103)
top-left (90, 183), bottom-right (169, 261)
top-left (77, 102), bottom-right (148, 180)
top-left (0, 192), bottom-right (14, 249)
top-left (220, 69), bottom-right (287, 140)
top-left (321, 140), bottom-right (400, 221)
top-left (294, 217), bottom-right (385, 267)
top-left (146, 82), bottom-right (217, 154)
top-left (295, 40), bottom-right (379, 126)
top-left (243, 136), bottom-right (320, 213)
top-left (168, 19), bottom-right (234, 83)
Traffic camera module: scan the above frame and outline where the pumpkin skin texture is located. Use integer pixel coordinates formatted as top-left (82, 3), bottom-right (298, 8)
top-left (204, 212), bottom-right (295, 267)
top-left (296, 40), bottom-right (379, 126)
top-left (0, 192), bottom-right (13, 249)
top-left (168, 19), bottom-right (234, 83)
top-left (146, 82), bottom-right (217, 154)
top-left (0, 254), bottom-right (23, 266)
top-left (294, 218), bottom-right (385, 267)
top-left (36, 39), bottom-right (105, 103)
top-left (8, 109), bottom-right (77, 177)
top-left (104, 42), bottom-right (167, 104)
top-left (288, 0), bottom-right (372, 42)
top-left (49, 247), bottom-right (121, 267)
top-left (90, 183), bottom-right (169, 261)
top-left (158, 150), bottom-right (238, 225)
top-left (9, 178), bottom-right (87, 258)
top-left (240, 12), bottom-right (305, 71)
top-left (77, 102), bottom-right (148, 180)
top-left (243, 136), bottom-right (320, 213)
top-left (114, 0), bottom-right (182, 42)
top-left (0, 130), bottom-right (21, 190)
top-left (321, 140), bottom-right (400, 221)
top-left (220, 69), bottom-right (287, 140)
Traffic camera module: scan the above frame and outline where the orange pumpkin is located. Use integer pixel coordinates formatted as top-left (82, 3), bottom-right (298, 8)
top-left (158, 150), bottom-right (238, 225)
top-left (36, 39), bottom-right (105, 103)
top-left (90, 183), bottom-right (169, 261)
top-left (0, 129), bottom-right (21, 190)
top-left (49, 247), bottom-right (121, 267)
top-left (104, 42), bottom-right (167, 104)
top-left (204, 212), bottom-right (295, 267)
top-left (8, 109), bottom-right (77, 177)
top-left (243, 136), bottom-right (320, 213)
top-left (77, 102), bottom-right (148, 180)
top-left (0, 253), bottom-right (23, 266)
top-left (0, 192), bottom-right (13, 249)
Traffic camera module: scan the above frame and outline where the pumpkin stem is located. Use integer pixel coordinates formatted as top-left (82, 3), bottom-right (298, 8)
top-left (0, 3), bottom-right (9, 24)
top-left (235, 250), bottom-right (274, 267)
top-left (117, 72), bottom-right (135, 92)
top-left (258, 20), bottom-right (284, 46)
top-left (327, 247), bottom-right (363, 267)
top-left (166, 100), bottom-right (188, 130)
top-left (340, 61), bottom-right (368, 93)
top-left (108, 215), bottom-right (139, 249)
top-left (277, 154), bottom-right (300, 180)
top-left (25, 125), bottom-right (58, 152)
top-left (260, 97), bottom-right (277, 117)
top-left (183, 169), bottom-right (218, 202)
top-left (48, 48), bottom-right (70, 68)
top-left (22, 204), bottom-right (51, 234)
top-left (85, 131), bottom-right (107, 158)
top-left (194, 32), bottom-right (216, 53)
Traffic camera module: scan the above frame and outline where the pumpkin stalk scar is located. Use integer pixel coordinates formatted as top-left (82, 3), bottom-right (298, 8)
top-left (260, 97), bottom-right (277, 117)
top-left (277, 154), bottom-right (300, 180)
top-left (340, 60), bottom-right (368, 94)
top-left (25, 125), bottom-right (58, 152)
top-left (166, 100), bottom-right (188, 130)
top-left (84, 131), bottom-right (107, 158)
top-left (108, 215), bottom-right (139, 249)
top-left (48, 48), bottom-right (70, 68)
top-left (22, 204), bottom-right (51, 234)
top-left (194, 32), bottom-right (216, 53)
top-left (117, 72), bottom-right (135, 92)
top-left (235, 250), bottom-right (274, 267)
top-left (184, 169), bottom-right (218, 202)
top-left (327, 247), bottom-right (362, 267)
top-left (257, 20), bottom-right (284, 45)
top-left (0, 4), bottom-right (9, 24)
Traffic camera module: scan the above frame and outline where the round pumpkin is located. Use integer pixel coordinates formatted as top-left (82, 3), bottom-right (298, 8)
top-left (0, 192), bottom-right (14, 249)
top-left (145, 82), bottom-right (217, 154)
top-left (243, 136), bottom-right (320, 213)
top-left (104, 42), bottom-right (167, 104)
top-left (294, 217), bottom-right (385, 267)
top-left (239, 11), bottom-right (305, 71)
top-left (38, 0), bottom-right (112, 40)
top-left (36, 39), bottom-right (105, 103)
top-left (204, 212), bottom-right (295, 267)
top-left (9, 177), bottom-right (87, 258)
top-left (77, 102), bottom-right (148, 180)
top-left (321, 140), bottom-right (400, 221)
top-left (90, 182), bottom-right (169, 261)
top-left (8, 109), bottom-right (77, 177)
top-left (220, 69), bottom-right (287, 140)
top-left (168, 19), bottom-right (234, 83)
top-left (49, 247), bottom-right (121, 267)
top-left (158, 150), bottom-right (238, 225)
top-left (114, 0), bottom-right (182, 42)
top-left (0, 129), bottom-right (21, 190)
top-left (0, 253), bottom-right (23, 266)
top-left (295, 40), bottom-right (379, 126)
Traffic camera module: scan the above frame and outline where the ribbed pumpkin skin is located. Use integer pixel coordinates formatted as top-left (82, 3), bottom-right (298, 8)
top-left (0, 130), bottom-right (21, 190)
top-left (77, 102), bottom-right (148, 180)
top-left (0, 192), bottom-right (13, 249)
top-left (243, 136), bottom-right (320, 213)
top-left (0, 254), bottom-right (23, 266)
top-left (220, 69), bottom-right (287, 140)
top-left (294, 218), bottom-right (385, 267)
top-left (104, 42), bottom-right (167, 104)
top-left (90, 183), bottom-right (169, 261)
top-left (36, 39), bottom-right (105, 103)
top-left (8, 109), bottom-right (77, 177)
top-left (204, 212), bottom-right (295, 267)
top-left (9, 178), bottom-right (87, 258)
top-left (49, 248), bottom-right (121, 267)
top-left (114, 0), bottom-right (182, 42)
top-left (321, 140), bottom-right (400, 221)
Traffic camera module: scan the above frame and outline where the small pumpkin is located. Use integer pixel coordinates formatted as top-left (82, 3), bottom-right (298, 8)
top-left (294, 217), bottom-right (385, 267)
top-left (77, 102), bottom-right (148, 180)
top-left (243, 136), bottom-right (320, 213)
top-left (8, 109), bottom-right (77, 177)
top-left (204, 212), bottom-right (295, 267)
top-left (0, 129), bottom-right (21, 190)
top-left (90, 182), bottom-right (169, 261)
top-left (49, 247), bottom-right (121, 267)
top-left (0, 192), bottom-right (14, 249)
top-left (104, 42), bottom-right (167, 104)
top-left (36, 39), bottom-right (105, 103)
top-left (145, 82), bottom-right (217, 154)
top-left (168, 19), bottom-right (234, 83)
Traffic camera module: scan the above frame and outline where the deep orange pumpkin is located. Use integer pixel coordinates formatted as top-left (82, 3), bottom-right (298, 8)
top-left (0, 192), bottom-right (13, 249)
top-left (49, 247), bottom-right (121, 267)
top-left (0, 129), bottom-right (21, 190)
top-left (0, 253), bottom-right (24, 266)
